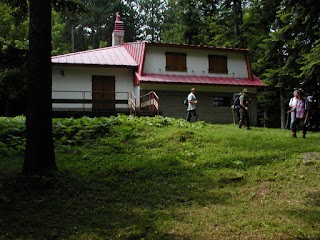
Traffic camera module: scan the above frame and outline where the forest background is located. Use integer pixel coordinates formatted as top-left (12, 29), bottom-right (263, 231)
top-left (0, 0), bottom-right (320, 129)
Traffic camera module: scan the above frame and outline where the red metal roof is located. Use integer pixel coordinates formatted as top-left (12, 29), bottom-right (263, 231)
top-left (136, 73), bottom-right (264, 87)
top-left (51, 45), bottom-right (137, 67)
top-left (124, 42), bottom-right (146, 75)
top-left (51, 41), bottom-right (264, 87)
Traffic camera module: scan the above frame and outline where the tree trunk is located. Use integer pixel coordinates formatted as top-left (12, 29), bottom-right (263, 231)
top-left (232, 0), bottom-right (239, 38)
top-left (232, 0), bottom-right (243, 46)
top-left (23, 0), bottom-right (57, 175)
top-left (280, 90), bottom-right (286, 129)
top-left (71, 22), bottom-right (75, 52)
top-left (263, 110), bottom-right (267, 128)
top-left (4, 85), bottom-right (9, 116)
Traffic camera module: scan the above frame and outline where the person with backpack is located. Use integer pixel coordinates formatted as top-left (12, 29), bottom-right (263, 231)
top-left (287, 89), bottom-right (309, 138)
top-left (239, 88), bottom-right (251, 130)
top-left (232, 92), bottom-right (242, 124)
top-left (186, 88), bottom-right (198, 122)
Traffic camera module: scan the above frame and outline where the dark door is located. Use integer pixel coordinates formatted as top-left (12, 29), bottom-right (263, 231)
top-left (92, 75), bottom-right (115, 111)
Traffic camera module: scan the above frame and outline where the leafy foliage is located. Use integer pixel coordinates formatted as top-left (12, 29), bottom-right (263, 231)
top-left (0, 115), bottom-right (205, 155)
top-left (0, 47), bottom-right (27, 116)
top-left (0, 115), bottom-right (25, 155)
top-left (51, 10), bottom-right (70, 55)
top-left (0, 0), bottom-right (28, 24)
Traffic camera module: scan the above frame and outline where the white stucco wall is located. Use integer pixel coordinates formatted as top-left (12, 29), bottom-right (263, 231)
top-left (143, 47), bottom-right (248, 78)
top-left (52, 66), bottom-right (136, 110)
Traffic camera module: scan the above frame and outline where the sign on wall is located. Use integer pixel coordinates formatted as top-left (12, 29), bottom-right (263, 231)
top-left (212, 97), bottom-right (231, 106)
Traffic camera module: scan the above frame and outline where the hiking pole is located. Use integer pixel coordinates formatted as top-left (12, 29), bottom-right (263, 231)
top-left (231, 106), bottom-right (235, 124)
top-left (284, 112), bottom-right (290, 132)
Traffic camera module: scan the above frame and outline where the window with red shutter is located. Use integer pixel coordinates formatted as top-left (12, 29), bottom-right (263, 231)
top-left (208, 55), bottom-right (228, 74)
top-left (165, 52), bottom-right (187, 72)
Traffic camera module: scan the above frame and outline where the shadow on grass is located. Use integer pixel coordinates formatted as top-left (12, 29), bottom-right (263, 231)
top-left (287, 190), bottom-right (320, 240)
top-left (288, 207), bottom-right (320, 240)
top-left (199, 152), bottom-right (289, 170)
top-left (0, 160), bottom-right (245, 240)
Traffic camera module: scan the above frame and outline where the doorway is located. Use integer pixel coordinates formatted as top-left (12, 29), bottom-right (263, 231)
top-left (92, 75), bottom-right (115, 111)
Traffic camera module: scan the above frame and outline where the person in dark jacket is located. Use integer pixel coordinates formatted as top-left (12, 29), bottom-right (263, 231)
top-left (239, 88), bottom-right (250, 130)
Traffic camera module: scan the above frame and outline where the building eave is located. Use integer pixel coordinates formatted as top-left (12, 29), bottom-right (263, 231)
top-left (52, 63), bottom-right (137, 69)
top-left (136, 73), bottom-right (264, 87)
top-left (145, 42), bottom-right (249, 53)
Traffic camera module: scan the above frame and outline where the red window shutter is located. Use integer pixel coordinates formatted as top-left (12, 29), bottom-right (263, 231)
top-left (209, 55), bottom-right (228, 74)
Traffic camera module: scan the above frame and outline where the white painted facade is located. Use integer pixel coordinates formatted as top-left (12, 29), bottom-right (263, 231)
top-left (52, 66), bottom-right (136, 110)
top-left (143, 47), bottom-right (248, 78)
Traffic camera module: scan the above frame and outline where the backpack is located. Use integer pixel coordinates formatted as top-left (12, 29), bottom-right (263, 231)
top-left (233, 93), bottom-right (241, 108)
top-left (183, 97), bottom-right (188, 106)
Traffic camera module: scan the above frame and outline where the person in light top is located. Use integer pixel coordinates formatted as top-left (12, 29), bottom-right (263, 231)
top-left (186, 88), bottom-right (198, 122)
top-left (287, 89), bottom-right (309, 138)
top-left (288, 89), bottom-right (299, 129)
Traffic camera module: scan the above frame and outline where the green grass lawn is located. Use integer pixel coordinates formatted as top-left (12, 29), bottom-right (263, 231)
top-left (0, 116), bottom-right (319, 240)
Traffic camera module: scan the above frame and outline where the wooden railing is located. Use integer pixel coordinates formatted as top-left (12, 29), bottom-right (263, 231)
top-left (140, 91), bottom-right (160, 115)
top-left (52, 90), bottom-right (159, 116)
top-left (129, 91), bottom-right (136, 115)
top-left (52, 90), bottom-right (130, 111)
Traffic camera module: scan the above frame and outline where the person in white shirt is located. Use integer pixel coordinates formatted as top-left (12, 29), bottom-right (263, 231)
top-left (288, 89), bottom-right (298, 129)
top-left (186, 88), bottom-right (198, 122)
top-left (287, 89), bottom-right (309, 138)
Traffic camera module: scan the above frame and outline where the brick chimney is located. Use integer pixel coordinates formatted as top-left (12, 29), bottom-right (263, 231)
top-left (112, 12), bottom-right (124, 46)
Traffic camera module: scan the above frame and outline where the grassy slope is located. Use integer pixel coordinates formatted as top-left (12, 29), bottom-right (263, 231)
top-left (0, 117), bottom-right (319, 240)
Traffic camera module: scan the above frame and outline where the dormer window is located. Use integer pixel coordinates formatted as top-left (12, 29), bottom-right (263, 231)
top-left (208, 55), bottom-right (228, 74)
top-left (165, 52), bottom-right (187, 72)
